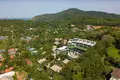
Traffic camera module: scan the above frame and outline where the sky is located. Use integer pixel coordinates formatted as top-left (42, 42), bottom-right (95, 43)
top-left (0, 0), bottom-right (120, 18)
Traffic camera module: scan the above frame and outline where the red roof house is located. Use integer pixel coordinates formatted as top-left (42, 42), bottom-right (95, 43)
top-left (110, 68), bottom-right (120, 80)
top-left (5, 69), bottom-right (10, 73)
top-left (8, 48), bottom-right (17, 55)
top-left (25, 59), bottom-right (32, 65)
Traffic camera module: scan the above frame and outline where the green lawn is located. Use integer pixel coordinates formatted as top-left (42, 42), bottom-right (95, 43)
top-left (0, 41), bottom-right (6, 50)
top-left (107, 47), bottom-right (120, 60)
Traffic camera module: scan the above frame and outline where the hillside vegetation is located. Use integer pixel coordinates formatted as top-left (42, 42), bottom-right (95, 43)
top-left (32, 8), bottom-right (120, 26)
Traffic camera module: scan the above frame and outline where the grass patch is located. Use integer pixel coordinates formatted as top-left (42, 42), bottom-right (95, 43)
top-left (0, 41), bottom-right (6, 50)
top-left (107, 47), bottom-right (120, 60)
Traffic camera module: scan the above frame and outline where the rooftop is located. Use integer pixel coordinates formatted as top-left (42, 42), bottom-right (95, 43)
top-left (0, 76), bottom-right (13, 80)
top-left (0, 71), bottom-right (15, 79)
top-left (25, 59), bottom-right (32, 65)
top-left (38, 58), bottom-right (46, 64)
top-left (50, 65), bottom-right (62, 73)
top-left (62, 59), bottom-right (70, 64)
top-left (68, 38), bottom-right (96, 46)
top-left (111, 68), bottom-right (120, 78)
top-left (57, 46), bottom-right (67, 50)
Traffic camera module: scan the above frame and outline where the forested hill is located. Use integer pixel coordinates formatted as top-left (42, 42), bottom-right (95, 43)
top-left (32, 8), bottom-right (120, 26)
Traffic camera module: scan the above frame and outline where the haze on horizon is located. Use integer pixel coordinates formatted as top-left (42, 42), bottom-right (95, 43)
top-left (0, 0), bottom-right (120, 18)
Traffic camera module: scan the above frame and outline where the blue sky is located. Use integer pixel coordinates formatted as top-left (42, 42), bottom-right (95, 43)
top-left (0, 0), bottom-right (120, 18)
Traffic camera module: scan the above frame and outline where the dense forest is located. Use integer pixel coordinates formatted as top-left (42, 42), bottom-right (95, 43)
top-left (32, 8), bottom-right (120, 26)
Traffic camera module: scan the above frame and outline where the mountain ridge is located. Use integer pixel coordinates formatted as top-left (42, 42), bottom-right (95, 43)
top-left (31, 8), bottom-right (120, 25)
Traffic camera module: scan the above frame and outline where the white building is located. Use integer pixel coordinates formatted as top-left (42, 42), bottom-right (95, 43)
top-left (0, 76), bottom-right (13, 80)
top-left (50, 65), bottom-right (62, 73)
top-left (38, 58), bottom-right (46, 64)
top-left (62, 59), bottom-right (70, 64)
top-left (0, 71), bottom-right (15, 79)
top-left (53, 46), bottom-right (68, 55)
top-left (68, 38), bottom-right (96, 47)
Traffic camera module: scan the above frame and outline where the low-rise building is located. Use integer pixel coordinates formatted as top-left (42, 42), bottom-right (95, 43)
top-left (38, 58), bottom-right (46, 64)
top-left (0, 76), bottom-right (13, 80)
top-left (110, 68), bottom-right (120, 80)
top-left (68, 38), bottom-right (96, 51)
top-left (0, 50), bottom-right (5, 53)
top-left (50, 65), bottom-right (62, 73)
top-left (53, 46), bottom-right (68, 55)
top-left (8, 48), bottom-right (17, 56)
top-left (0, 36), bottom-right (8, 40)
top-left (0, 71), bottom-right (15, 79)
top-left (62, 59), bottom-right (70, 64)
top-left (27, 47), bottom-right (37, 55)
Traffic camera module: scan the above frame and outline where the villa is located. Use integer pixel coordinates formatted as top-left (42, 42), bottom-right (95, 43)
top-left (62, 59), bottom-right (70, 64)
top-left (110, 68), bottom-right (120, 80)
top-left (0, 71), bottom-right (15, 79)
top-left (38, 58), bottom-right (46, 64)
top-left (50, 65), bottom-right (62, 73)
top-left (25, 59), bottom-right (32, 65)
top-left (53, 46), bottom-right (68, 55)
top-left (8, 48), bottom-right (18, 56)
top-left (0, 76), bottom-right (13, 80)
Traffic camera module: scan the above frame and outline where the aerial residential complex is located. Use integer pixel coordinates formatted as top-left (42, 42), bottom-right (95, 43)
top-left (53, 38), bottom-right (96, 59)
top-left (68, 38), bottom-right (96, 51)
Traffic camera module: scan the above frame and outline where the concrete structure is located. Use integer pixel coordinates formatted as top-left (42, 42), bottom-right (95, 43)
top-left (0, 36), bottom-right (8, 40)
top-left (68, 51), bottom-right (79, 59)
top-left (68, 38), bottom-right (96, 48)
top-left (50, 65), bottom-right (62, 73)
top-left (27, 47), bottom-right (37, 55)
top-left (53, 46), bottom-right (68, 55)
top-left (54, 38), bottom-right (60, 45)
top-left (0, 71), bottom-right (15, 79)
top-left (0, 50), bottom-right (5, 53)
top-left (38, 58), bottom-right (46, 64)
top-left (67, 38), bottom-right (96, 58)
top-left (8, 48), bottom-right (17, 55)
top-left (62, 59), bottom-right (70, 64)
top-left (110, 68), bottom-right (120, 80)
top-left (0, 76), bottom-right (13, 80)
